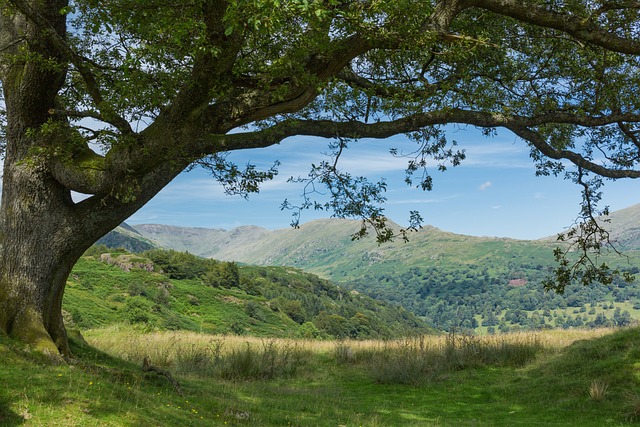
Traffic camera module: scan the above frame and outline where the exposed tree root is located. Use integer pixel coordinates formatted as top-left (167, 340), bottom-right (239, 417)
top-left (142, 356), bottom-right (183, 396)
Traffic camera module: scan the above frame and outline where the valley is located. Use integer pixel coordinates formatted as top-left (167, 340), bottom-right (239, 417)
top-left (96, 204), bottom-right (640, 334)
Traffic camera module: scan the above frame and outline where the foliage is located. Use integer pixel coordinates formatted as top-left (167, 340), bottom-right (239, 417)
top-left (3, 0), bottom-right (640, 279)
top-left (347, 262), bottom-right (640, 333)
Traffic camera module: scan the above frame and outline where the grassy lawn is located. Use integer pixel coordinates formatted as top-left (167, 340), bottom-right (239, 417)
top-left (1, 327), bottom-right (640, 426)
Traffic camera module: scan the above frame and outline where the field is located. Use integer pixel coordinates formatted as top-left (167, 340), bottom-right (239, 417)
top-left (2, 326), bottom-right (640, 426)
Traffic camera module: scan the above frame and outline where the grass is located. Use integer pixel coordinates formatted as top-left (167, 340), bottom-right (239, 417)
top-left (2, 327), bottom-right (640, 426)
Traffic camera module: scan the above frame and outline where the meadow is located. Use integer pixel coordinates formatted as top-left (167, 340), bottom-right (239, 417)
top-left (2, 326), bottom-right (640, 426)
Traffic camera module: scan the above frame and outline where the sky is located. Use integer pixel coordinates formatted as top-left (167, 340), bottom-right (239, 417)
top-left (126, 126), bottom-right (640, 240)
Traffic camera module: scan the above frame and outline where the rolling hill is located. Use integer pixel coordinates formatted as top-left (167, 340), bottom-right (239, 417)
top-left (94, 205), bottom-right (640, 333)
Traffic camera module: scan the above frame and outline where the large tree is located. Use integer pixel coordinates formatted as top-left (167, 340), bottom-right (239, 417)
top-left (1, 0), bottom-right (639, 359)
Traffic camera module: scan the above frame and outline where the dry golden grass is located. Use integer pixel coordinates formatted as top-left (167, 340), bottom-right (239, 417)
top-left (588, 379), bottom-right (609, 401)
top-left (83, 325), bottom-right (620, 369)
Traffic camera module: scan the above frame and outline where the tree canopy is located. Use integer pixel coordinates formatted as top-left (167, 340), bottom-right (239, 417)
top-left (1, 0), bottom-right (640, 357)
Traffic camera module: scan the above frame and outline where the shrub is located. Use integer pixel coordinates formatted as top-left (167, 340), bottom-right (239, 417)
top-left (298, 322), bottom-right (321, 339)
top-left (245, 301), bottom-right (266, 322)
top-left (230, 321), bottom-right (245, 335)
top-left (162, 314), bottom-right (199, 331)
top-left (122, 296), bottom-right (155, 325)
top-left (128, 281), bottom-right (147, 297)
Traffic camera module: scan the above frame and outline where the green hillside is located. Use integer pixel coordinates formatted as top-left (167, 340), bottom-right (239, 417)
top-left (130, 215), bottom-right (640, 333)
top-left (64, 249), bottom-right (430, 339)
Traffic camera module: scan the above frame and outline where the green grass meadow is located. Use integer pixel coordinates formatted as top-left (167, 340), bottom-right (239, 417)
top-left (2, 327), bottom-right (640, 426)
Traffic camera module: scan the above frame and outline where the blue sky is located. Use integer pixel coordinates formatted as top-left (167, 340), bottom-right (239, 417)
top-left (127, 127), bottom-right (640, 240)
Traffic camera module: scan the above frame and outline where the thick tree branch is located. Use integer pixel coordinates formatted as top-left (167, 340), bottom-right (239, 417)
top-left (201, 109), bottom-right (640, 180)
top-left (49, 146), bottom-right (111, 195)
top-left (617, 121), bottom-right (640, 150)
top-left (164, 0), bottom-right (244, 122)
top-left (200, 33), bottom-right (371, 131)
top-left (471, 0), bottom-right (640, 54)
top-left (508, 126), bottom-right (640, 179)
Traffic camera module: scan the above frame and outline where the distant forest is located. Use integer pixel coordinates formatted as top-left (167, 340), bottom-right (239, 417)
top-left (346, 264), bottom-right (639, 333)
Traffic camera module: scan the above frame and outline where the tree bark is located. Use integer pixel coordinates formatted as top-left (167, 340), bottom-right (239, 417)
top-left (0, 152), bottom-right (86, 360)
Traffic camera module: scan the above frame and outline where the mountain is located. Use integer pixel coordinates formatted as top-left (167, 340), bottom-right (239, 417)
top-left (96, 223), bottom-right (157, 253)
top-left (133, 218), bottom-right (561, 280)
top-left (134, 223), bottom-right (270, 258)
top-left (602, 203), bottom-right (640, 250)
top-left (130, 204), bottom-right (640, 279)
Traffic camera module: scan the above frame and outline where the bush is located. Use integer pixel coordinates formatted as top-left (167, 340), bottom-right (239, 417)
top-left (128, 281), bottom-right (147, 297)
top-left (245, 301), bottom-right (266, 322)
top-left (162, 314), bottom-right (199, 331)
top-left (122, 296), bottom-right (155, 325)
top-left (298, 322), bottom-right (322, 339)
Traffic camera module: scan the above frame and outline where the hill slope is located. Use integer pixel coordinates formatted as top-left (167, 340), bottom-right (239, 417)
top-left (134, 218), bottom-right (563, 278)
top-left (96, 223), bottom-right (158, 253)
top-left (130, 207), bottom-right (640, 333)
top-left (600, 203), bottom-right (640, 250)
top-left (64, 250), bottom-right (430, 339)
top-left (132, 224), bottom-right (270, 257)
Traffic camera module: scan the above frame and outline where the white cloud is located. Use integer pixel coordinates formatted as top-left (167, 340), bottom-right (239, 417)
top-left (479, 181), bottom-right (492, 191)
top-left (492, 205), bottom-right (502, 209)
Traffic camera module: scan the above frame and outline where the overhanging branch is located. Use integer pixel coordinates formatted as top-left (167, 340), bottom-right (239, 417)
top-left (201, 109), bottom-right (640, 180)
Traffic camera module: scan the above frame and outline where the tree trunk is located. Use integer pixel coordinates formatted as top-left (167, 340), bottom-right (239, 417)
top-left (0, 0), bottom-right (93, 360)
top-left (0, 151), bottom-right (90, 360)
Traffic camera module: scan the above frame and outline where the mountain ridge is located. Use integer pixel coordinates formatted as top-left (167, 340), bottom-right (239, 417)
top-left (128, 203), bottom-right (640, 261)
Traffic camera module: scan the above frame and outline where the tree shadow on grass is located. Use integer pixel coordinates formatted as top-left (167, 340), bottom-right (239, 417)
top-left (0, 398), bottom-right (24, 426)
top-left (500, 327), bottom-right (640, 425)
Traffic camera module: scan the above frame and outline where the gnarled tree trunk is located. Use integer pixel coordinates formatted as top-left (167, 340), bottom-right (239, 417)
top-left (0, 156), bottom-right (85, 359)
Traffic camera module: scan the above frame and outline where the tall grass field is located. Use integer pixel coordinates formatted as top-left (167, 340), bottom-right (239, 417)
top-left (2, 326), bottom-right (640, 426)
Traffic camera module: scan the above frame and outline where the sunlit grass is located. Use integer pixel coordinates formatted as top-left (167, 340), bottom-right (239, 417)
top-left (84, 324), bottom-right (617, 365)
top-left (3, 326), bottom-right (638, 426)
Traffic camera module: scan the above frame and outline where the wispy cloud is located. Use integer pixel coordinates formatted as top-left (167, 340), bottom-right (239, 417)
top-left (479, 181), bottom-right (492, 191)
